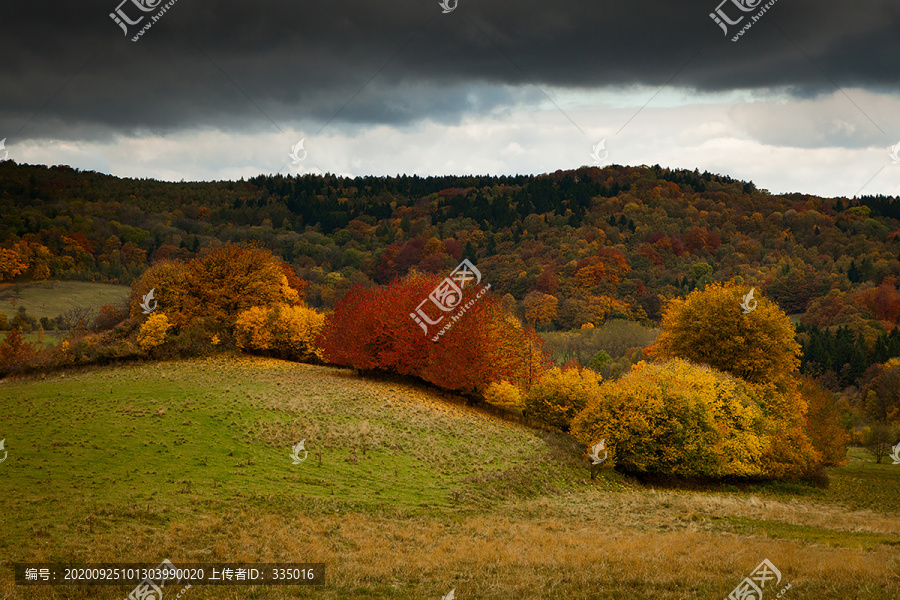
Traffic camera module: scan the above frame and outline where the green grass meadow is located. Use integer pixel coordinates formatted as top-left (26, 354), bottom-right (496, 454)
top-left (0, 280), bottom-right (130, 321)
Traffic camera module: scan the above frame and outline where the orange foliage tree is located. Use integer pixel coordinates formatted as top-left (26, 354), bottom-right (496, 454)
top-left (184, 244), bottom-right (300, 326)
top-left (0, 328), bottom-right (37, 373)
top-left (280, 261), bottom-right (309, 301)
top-left (574, 249), bottom-right (631, 289)
top-left (129, 244), bottom-right (305, 331)
top-left (0, 241), bottom-right (52, 281)
top-left (129, 260), bottom-right (192, 325)
top-left (853, 278), bottom-right (900, 327)
top-left (523, 291), bottom-right (558, 327)
top-left (0, 245), bottom-right (29, 281)
top-left (799, 376), bottom-right (849, 467)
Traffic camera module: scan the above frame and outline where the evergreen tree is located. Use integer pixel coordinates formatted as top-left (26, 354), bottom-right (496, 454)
top-left (464, 241), bottom-right (476, 261)
top-left (848, 261), bottom-right (861, 283)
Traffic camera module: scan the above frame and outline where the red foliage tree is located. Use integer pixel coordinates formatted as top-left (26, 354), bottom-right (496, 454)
top-left (320, 276), bottom-right (433, 374)
top-left (63, 232), bottom-right (95, 255)
top-left (321, 274), bottom-right (547, 394)
top-left (684, 227), bottom-right (721, 254)
top-left (376, 238), bottom-right (428, 283)
top-left (639, 245), bottom-right (664, 266)
top-left (801, 290), bottom-right (860, 328)
top-left (853, 278), bottom-right (900, 327)
top-left (535, 265), bottom-right (559, 295)
top-left (92, 304), bottom-right (128, 332)
top-left (150, 244), bottom-right (187, 265)
top-left (441, 239), bottom-right (463, 261)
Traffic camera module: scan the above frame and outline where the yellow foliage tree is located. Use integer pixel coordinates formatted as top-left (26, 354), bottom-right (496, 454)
top-left (233, 306), bottom-right (274, 351)
top-left (752, 381), bottom-right (821, 478)
top-left (26, 244), bottom-right (52, 280)
top-left (571, 359), bottom-right (770, 478)
top-left (650, 283), bottom-right (799, 387)
top-left (138, 313), bottom-right (172, 350)
top-left (272, 304), bottom-right (325, 360)
top-left (584, 294), bottom-right (631, 324)
top-left (524, 366), bottom-right (603, 431)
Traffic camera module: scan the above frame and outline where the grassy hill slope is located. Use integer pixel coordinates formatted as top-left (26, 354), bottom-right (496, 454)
top-left (1, 357), bottom-right (899, 599)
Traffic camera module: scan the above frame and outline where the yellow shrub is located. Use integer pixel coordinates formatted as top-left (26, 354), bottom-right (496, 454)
top-left (524, 367), bottom-right (603, 431)
top-left (234, 306), bottom-right (274, 351)
top-left (274, 304), bottom-right (325, 360)
top-left (483, 381), bottom-right (525, 414)
top-left (235, 303), bottom-right (324, 361)
top-left (138, 313), bottom-right (172, 350)
top-left (571, 359), bottom-right (770, 478)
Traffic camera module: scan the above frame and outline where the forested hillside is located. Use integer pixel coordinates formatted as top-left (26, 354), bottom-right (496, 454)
top-left (1, 160), bottom-right (899, 391)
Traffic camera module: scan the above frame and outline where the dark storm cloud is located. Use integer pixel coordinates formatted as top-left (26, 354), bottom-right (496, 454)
top-left (1, 0), bottom-right (898, 140)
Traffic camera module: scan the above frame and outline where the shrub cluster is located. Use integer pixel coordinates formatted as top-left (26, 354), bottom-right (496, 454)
top-left (0, 244), bottom-right (323, 376)
top-left (521, 283), bottom-right (840, 480)
top-left (235, 304), bottom-right (324, 361)
top-left (571, 359), bottom-right (770, 478)
top-left (522, 366), bottom-right (602, 431)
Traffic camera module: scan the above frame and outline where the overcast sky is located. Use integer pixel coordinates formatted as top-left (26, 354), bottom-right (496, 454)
top-left (2, 0), bottom-right (900, 197)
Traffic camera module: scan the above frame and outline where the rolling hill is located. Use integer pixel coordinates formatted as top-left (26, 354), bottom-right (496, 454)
top-left (1, 356), bottom-right (899, 599)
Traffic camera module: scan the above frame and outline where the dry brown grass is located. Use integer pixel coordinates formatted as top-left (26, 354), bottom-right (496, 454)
top-left (3, 505), bottom-right (898, 599)
top-left (519, 489), bottom-right (900, 537)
